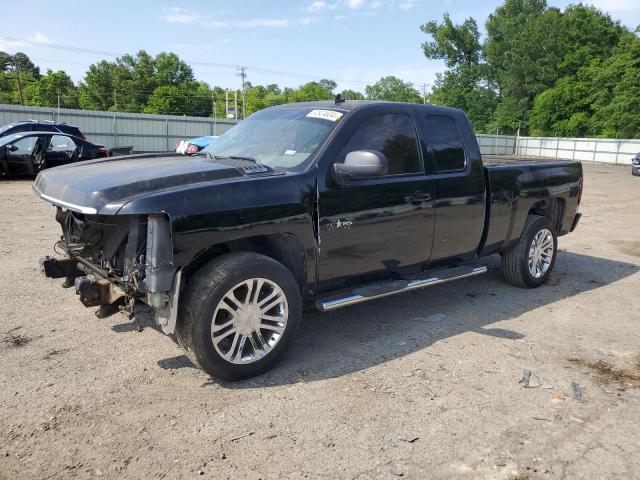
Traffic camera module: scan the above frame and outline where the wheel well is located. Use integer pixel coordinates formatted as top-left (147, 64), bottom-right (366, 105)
top-left (528, 198), bottom-right (565, 233)
top-left (182, 233), bottom-right (307, 290)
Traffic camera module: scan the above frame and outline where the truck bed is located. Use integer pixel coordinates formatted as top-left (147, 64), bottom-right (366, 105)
top-left (480, 155), bottom-right (583, 256)
top-left (482, 154), bottom-right (574, 166)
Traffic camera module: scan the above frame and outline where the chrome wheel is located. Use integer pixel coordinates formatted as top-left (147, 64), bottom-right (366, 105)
top-left (528, 228), bottom-right (554, 279)
top-left (211, 278), bottom-right (288, 365)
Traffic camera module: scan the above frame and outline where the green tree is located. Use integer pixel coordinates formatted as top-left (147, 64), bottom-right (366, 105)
top-left (421, 14), bottom-right (497, 131)
top-left (484, 0), bottom-right (568, 132)
top-left (78, 60), bottom-right (118, 111)
top-left (529, 27), bottom-right (638, 137)
top-left (421, 15), bottom-right (482, 68)
top-left (23, 69), bottom-right (78, 108)
top-left (291, 81), bottom-right (335, 101)
top-left (340, 89), bottom-right (365, 100)
top-left (144, 81), bottom-right (212, 116)
top-left (11, 52), bottom-right (41, 79)
top-left (0, 52), bottom-right (15, 104)
top-left (588, 34), bottom-right (640, 138)
top-left (155, 52), bottom-right (194, 86)
top-left (365, 76), bottom-right (421, 102)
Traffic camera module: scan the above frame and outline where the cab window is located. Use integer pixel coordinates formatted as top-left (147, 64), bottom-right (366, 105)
top-left (423, 116), bottom-right (466, 172)
top-left (343, 113), bottom-right (421, 176)
top-left (49, 135), bottom-right (76, 154)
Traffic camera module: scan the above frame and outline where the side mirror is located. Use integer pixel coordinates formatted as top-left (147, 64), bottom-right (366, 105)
top-left (7, 144), bottom-right (18, 152)
top-left (333, 150), bottom-right (388, 182)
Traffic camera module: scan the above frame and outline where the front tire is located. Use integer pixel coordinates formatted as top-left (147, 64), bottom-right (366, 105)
top-left (501, 215), bottom-right (557, 288)
top-left (176, 252), bottom-right (302, 381)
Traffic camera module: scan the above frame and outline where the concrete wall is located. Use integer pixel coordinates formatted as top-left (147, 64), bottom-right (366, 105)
top-left (0, 104), bottom-right (237, 152)
top-left (476, 133), bottom-right (517, 155)
top-left (515, 136), bottom-right (639, 165)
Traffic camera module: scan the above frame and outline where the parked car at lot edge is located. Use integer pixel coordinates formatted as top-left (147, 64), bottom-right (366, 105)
top-left (632, 153), bottom-right (640, 176)
top-left (34, 100), bottom-right (583, 381)
top-left (176, 135), bottom-right (218, 155)
top-left (0, 131), bottom-right (107, 175)
top-left (0, 120), bottom-right (86, 140)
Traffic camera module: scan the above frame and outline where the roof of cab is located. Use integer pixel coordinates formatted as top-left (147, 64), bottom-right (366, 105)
top-left (269, 100), bottom-right (464, 116)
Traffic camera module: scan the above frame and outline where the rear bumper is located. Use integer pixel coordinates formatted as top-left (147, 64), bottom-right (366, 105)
top-left (570, 213), bottom-right (582, 232)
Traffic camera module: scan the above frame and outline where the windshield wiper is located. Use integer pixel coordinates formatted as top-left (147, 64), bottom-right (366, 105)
top-left (209, 153), bottom-right (259, 163)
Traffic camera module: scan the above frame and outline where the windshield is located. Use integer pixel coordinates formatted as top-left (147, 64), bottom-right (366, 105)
top-left (203, 107), bottom-right (345, 171)
top-left (0, 133), bottom-right (27, 146)
top-left (0, 123), bottom-right (19, 135)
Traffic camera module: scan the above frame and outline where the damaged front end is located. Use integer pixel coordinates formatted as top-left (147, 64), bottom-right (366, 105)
top-left (40, 208), bottom-right (181, 334)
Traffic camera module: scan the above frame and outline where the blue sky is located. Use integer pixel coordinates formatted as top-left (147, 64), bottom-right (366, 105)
top-left (1, 0), bottom-right (638, 93)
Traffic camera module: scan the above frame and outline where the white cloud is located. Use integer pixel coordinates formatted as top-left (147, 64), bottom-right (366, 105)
top-left (300, 16), bottom-right (322, 25)
top-left (236, 18), bottom-right (289, 28)
top-left (164, 7), bottom-right (199, 24)
top-left (163, 7), bottom-right (289, 29)
top-left (398, 1), bottom-right (415, 10)
top-left (307, 0), bottom-right (417, 17)
top-left (30, 33), bottom-right (51, 43)
top-left (308, 0), bottom-right (327, 12)
top-left (346, 0), bottom-right (366, 9)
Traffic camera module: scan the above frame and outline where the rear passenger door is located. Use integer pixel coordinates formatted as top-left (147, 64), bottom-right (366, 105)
top-left (418, 114), bottom-right (486, 265)
top-left (46, 135), bottom-right (78, 165)
top-left (318, 106), bottom-right (435, 289)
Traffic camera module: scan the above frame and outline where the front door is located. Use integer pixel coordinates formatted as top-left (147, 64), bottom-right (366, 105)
top-left (46, 135), bottom-right (78, 166)
top-left (317, 107), bottom-right (435, 291)
top-left (5, 135), bottom-right (46, 174)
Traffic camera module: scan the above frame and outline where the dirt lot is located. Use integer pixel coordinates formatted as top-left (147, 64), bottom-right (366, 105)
top-left (1, 162), bottom-right (639, 480)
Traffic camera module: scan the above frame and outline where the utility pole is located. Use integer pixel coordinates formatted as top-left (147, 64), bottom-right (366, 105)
top-left (236, 66), bottom-right (247, 119)
top-left (234, 90), bottom-right (238, 121)
top-left (57, 91), bottom-right (61, 123)
top-left (113, 90), bottom-right (117, 110)
top-left (12, 56), bottom-right (24, 105)
top-left (420, 83), bottom-right (429, 104)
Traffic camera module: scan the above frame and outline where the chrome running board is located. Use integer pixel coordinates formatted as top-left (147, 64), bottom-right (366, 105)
top-left (316, 265), bottom-right (488, 312)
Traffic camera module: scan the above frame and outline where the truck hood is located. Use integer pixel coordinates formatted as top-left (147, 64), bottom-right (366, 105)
top-left (33, 153), bottom-right (275, 215)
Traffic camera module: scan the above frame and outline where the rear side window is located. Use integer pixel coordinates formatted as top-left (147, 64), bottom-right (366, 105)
top-left (343, 113), bottom-right (421, 175)
top-left (2, 124), bottom-right (29, 136)
top-left (57, 125), bottom-right (83, 137)
top-left (424, 116), bottom-right (466, 172)
top-left (49, 135), bottom-right (77, 153)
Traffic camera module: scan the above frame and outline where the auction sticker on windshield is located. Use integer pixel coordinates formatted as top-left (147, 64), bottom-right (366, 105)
top-left (306, 109), bottom-right (344, 122)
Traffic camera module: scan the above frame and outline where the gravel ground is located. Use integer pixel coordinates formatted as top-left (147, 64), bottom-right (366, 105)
top-left (1, 162), bottom-right (639, 480)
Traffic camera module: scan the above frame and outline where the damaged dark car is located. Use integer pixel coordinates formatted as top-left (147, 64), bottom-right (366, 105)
top-left (35, 100), bottom-right (583, 380)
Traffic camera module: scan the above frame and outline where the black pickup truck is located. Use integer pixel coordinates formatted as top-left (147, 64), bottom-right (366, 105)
top-left (34, 100), bottom-right (583, 380)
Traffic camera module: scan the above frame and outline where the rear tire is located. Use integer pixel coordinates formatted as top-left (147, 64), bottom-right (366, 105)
top-left (176, 252), bottom-right (302, 381)
top-left (501, 215), bottom-right (557, 288)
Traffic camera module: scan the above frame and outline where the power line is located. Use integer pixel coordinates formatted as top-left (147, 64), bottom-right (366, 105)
top-left (0, 35), bottom-right (376, 85)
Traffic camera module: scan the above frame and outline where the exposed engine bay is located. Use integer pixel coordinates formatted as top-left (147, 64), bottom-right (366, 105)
top-left (41, 208), bottom-right (180, 333)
